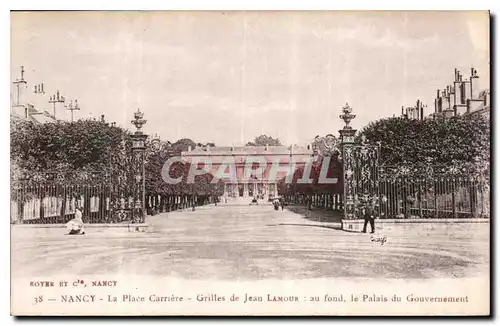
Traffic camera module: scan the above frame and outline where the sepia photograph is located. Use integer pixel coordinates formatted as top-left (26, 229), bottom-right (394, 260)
top-left (9, 10), bottom-right (490, 316)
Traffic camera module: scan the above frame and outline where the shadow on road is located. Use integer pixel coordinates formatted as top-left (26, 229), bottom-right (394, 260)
top-left (285, 205), bottom-right (344, 223)
top-left (266, 223), bottom-right (361, 233)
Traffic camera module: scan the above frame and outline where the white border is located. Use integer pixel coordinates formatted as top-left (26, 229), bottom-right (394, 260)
top-left (1, 1), bottom-right (497, 325)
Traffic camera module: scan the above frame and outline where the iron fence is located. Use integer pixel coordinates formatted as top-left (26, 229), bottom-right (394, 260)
top-left (377, 166), bottom-right (489, 219)
top-left (10, 181), bottom-right (139, 224)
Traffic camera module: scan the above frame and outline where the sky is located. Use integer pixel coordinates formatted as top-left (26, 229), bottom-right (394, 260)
top-left (10, 11), bottom-right (490, 146)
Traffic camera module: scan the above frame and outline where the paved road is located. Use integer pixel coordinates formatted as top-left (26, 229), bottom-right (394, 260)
top-left (11, 198), bottom-right (489, 280)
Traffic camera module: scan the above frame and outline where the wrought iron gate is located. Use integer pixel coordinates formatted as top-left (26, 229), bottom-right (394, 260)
top-left (341, 144), bottom-right (380, 219)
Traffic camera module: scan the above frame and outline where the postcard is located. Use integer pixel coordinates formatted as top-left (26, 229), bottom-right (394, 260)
top-left (10, 10), bottom-right (490, 316)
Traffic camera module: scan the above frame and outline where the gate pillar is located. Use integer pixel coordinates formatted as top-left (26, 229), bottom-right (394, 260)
top-left (131, 109), bottom-right (148, 223)
top-left (338, 103), bottom-right (357, 220)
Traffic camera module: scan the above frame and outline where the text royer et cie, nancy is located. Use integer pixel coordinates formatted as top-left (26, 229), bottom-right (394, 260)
top-left (30, 280), bottom-right (118, 287)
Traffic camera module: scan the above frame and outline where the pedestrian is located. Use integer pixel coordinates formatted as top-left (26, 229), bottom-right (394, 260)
top-left (273, 198), bottom-right (280, 210)
top-left (66, 207), bottom-right (85, 235)
top-left (362, 205), bottom-right (375, 234)
top-left (280, 197), bottom-right (284, 211)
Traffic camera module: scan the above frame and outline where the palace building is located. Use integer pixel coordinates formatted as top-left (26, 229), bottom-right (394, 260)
top-left (181, 144), bottom-right (313, 198)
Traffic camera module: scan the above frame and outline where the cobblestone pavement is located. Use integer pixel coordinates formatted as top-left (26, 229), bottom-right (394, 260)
top-left (11, 198), bottom-right (489, 280)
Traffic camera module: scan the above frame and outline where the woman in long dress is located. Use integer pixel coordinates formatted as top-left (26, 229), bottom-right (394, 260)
top-left (66, 207), bottom-right (85, 235)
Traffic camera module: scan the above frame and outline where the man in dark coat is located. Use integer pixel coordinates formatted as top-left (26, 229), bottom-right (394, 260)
top-left (362, 205), bottom-right (375, 234)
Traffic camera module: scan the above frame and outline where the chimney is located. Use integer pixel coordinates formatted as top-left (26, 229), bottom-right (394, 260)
top-left (188, 145), bottom-right (192, 152)
top-left (471, 67), bottom-right (478, 78)
top-left (437, 90), bottom-right (441, 98)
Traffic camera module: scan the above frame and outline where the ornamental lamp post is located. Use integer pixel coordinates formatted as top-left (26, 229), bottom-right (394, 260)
top-left (131, 109), bottom-right (148, 223)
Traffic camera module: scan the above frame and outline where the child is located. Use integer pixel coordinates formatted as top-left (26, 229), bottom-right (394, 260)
top-left (66, 207), bottom-right (85, 235)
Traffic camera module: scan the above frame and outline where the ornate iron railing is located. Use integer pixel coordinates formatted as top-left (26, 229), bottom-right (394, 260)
top-left (377, 165), bottom-right (489, 219)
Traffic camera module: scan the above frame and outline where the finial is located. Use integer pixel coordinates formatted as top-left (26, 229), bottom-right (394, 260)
top-left (339, 102), bottom-right (356, 129)
top-left (131, 108), bottom-right (147, 132)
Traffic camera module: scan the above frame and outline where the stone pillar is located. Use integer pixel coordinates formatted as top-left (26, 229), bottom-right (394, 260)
top-left (338, 103), bottom-right (357, 220)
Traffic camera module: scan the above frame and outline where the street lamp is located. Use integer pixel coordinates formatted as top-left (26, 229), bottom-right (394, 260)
top-left (130, 109), bottom-right (148, 223)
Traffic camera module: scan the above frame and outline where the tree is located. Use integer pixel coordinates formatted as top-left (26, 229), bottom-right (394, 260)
top-left (10, 119), bottom-right (130, 178)
top-left (245, 134), bottom-right (282, 146)
top-left (357, 115), bottom-right (490, 169)
top-left (170, 138), bottom-right (197, 155)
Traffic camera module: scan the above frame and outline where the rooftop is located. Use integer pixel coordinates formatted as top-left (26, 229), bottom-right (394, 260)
top-left (182, 145), bottom-right (313, 156)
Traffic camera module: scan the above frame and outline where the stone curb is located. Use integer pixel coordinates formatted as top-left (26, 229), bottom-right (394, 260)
top-left (11, 223), bottom-right (148, 229)
top-left (341, 218), bottom-right (489, 224)
top-left (341, 218), bottom-right (489, 232)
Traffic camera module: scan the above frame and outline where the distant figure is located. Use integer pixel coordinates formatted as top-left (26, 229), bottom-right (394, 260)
top-left (279, 197), bottom-right (284, 211)
top-left (273, 199), bottom-right (280, 211)
top-left (66, 207), bottom-right (85, 235)
top-left (362, 205), bottom-right (375, 234)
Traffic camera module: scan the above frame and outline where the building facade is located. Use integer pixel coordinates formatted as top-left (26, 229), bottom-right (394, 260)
top-left (11, 66), bottom-right (59, 124)
top-left (399, 68), bottom-right (490, 122)
top-left (431, 68), bottom-right (490, 121)
top-left (181, 145), bottom-right (313, 198)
